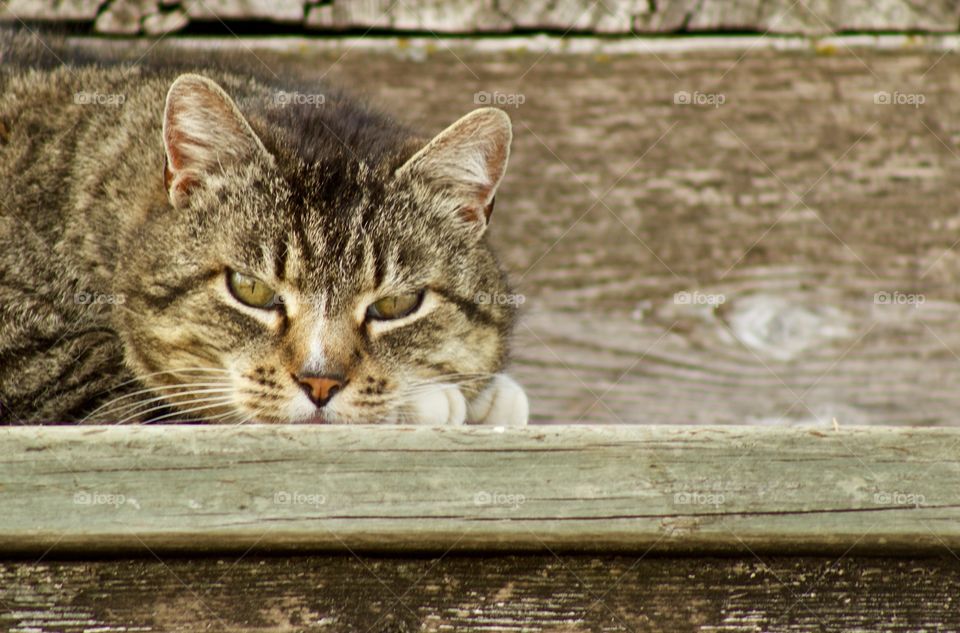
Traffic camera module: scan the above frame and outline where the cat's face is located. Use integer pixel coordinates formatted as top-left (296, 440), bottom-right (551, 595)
top-left (113, 74), bottom-right (515, 424)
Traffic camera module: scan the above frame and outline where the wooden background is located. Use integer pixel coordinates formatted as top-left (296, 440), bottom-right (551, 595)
top-left (6, 556), bottom-right (960, 632)
top-left (4, 0), bottom-right (960, 36)
top-left (56, 37), bottom-right (960, 427)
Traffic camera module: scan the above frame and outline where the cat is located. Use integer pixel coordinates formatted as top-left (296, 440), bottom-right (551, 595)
top-left (0, 32), bottom-right (528, 426)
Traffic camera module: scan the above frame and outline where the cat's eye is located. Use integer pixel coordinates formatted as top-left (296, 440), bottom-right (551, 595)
top-left (366, 291), bottom-right (424, 321)
top-left (227, 271), bottom-right (278, 309)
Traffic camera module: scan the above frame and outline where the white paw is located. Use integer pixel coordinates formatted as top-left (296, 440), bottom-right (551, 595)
top-left (466, 374), bottom-right (529, 426)
top-left (405, 382), bottom-right (467, 426)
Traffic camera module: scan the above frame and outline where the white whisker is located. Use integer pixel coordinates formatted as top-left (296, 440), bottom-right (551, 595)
top-left (96, 367), bottom-right (232, 394)
top-left (140, 399), bottom-right (237, 424)
top-left (101, 387), bottom-right (235, 421)
top-left (87, 381), bottom-right (233, 421)
top-left (84, 367), bottom-right (233, 421)
top-left (115, 396), bottom-right (234, 425)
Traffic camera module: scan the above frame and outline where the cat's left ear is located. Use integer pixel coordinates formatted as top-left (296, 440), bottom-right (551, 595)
top-left (395, 108), bottom-right (511, 239)
top-left (162, 74), bottom-right (273, 208)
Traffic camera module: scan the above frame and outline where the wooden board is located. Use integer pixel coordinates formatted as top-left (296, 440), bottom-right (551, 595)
top-left (3, 555), bottom-right (960, 631)
top-left (2, 425), bottom-right (959, 556)
top-left (3, 0), bottom-right (959, 34)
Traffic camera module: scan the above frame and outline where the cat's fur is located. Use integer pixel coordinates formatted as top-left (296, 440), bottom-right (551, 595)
top-left (0, 33), bottom-right (528, 425)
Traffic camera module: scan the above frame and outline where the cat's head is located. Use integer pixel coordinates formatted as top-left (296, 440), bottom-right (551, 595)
top-left (113, 73), bottom-right (516, 424)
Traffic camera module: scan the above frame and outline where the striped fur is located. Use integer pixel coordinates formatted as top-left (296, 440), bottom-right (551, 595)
top-left (0, 34), bottom-right (521, 424)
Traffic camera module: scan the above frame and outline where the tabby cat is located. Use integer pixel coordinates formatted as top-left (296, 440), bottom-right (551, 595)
top-left (0, 34), bottom-right (528, 425)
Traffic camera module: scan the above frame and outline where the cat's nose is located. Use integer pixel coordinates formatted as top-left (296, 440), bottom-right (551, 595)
top-left (296, 374), bottom-right (345, 408)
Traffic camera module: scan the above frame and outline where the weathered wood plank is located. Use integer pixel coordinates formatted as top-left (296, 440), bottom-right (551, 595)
top-left (3, 0), bottom-right (959, 34)
top-left (3, 555), bottom-right (960, 632)
top-left (1, 425), bottom-right (959, 555)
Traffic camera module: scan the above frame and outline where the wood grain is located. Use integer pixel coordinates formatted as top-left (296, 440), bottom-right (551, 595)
top-left (1, 425), bottom-right (959, 555)
top-left (3, 555), bottom-right (960, 632)
top-left (5, 0), bottom-right (959, 34)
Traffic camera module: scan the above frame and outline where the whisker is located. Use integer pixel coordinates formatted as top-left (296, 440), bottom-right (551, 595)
top-left (231, 408), bottom-right (259, 426)
top-left (115, 396), bottom-right (234, 425)
top-left (86, 381), bottom-right (232, 421)
top-left (83, 367), bottom-right (233, 416)
top-left (99, 387), bottom-right (235, 421)
top-left (205, 408), bottom-right (246, 425)
top-left (140, 399), bottom-right (237, 425)
top-left (94, 367), bottom-right (232, 395)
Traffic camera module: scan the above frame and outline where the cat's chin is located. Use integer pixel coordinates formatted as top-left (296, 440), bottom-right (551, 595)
top-left (241, 410), bottom-right (335, 424)
top-left (279, 411), bottom-right (334, 424)
top-left (297, 411), bottom-right (334, 424)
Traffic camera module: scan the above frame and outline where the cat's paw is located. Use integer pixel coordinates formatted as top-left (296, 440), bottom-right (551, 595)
top-left (405, 383), bottom-right (467, 426)
top-left (466, 374), bottom-right (529, 426)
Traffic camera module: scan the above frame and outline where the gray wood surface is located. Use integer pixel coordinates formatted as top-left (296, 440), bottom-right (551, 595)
top-left (3, 555), bottom-right (960, 631)
top-left (3, 0), bottom-right (959, 35)
top-left (2, 425), bottom-right (959, 555)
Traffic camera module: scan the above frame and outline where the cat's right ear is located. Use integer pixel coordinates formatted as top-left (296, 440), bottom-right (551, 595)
top-left (395, 108), bottom-right (512, 241)
top-left (162, 74), bottom-right (272, 208)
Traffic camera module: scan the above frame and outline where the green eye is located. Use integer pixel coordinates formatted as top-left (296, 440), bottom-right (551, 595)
top-left (366, 291), bottom-right (424, 321)
top-left (227, 271), bottom-right (278, 309)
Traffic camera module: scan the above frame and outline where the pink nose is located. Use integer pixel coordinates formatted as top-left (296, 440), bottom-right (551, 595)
top-left (297, 375), bottom-right (344, 407)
